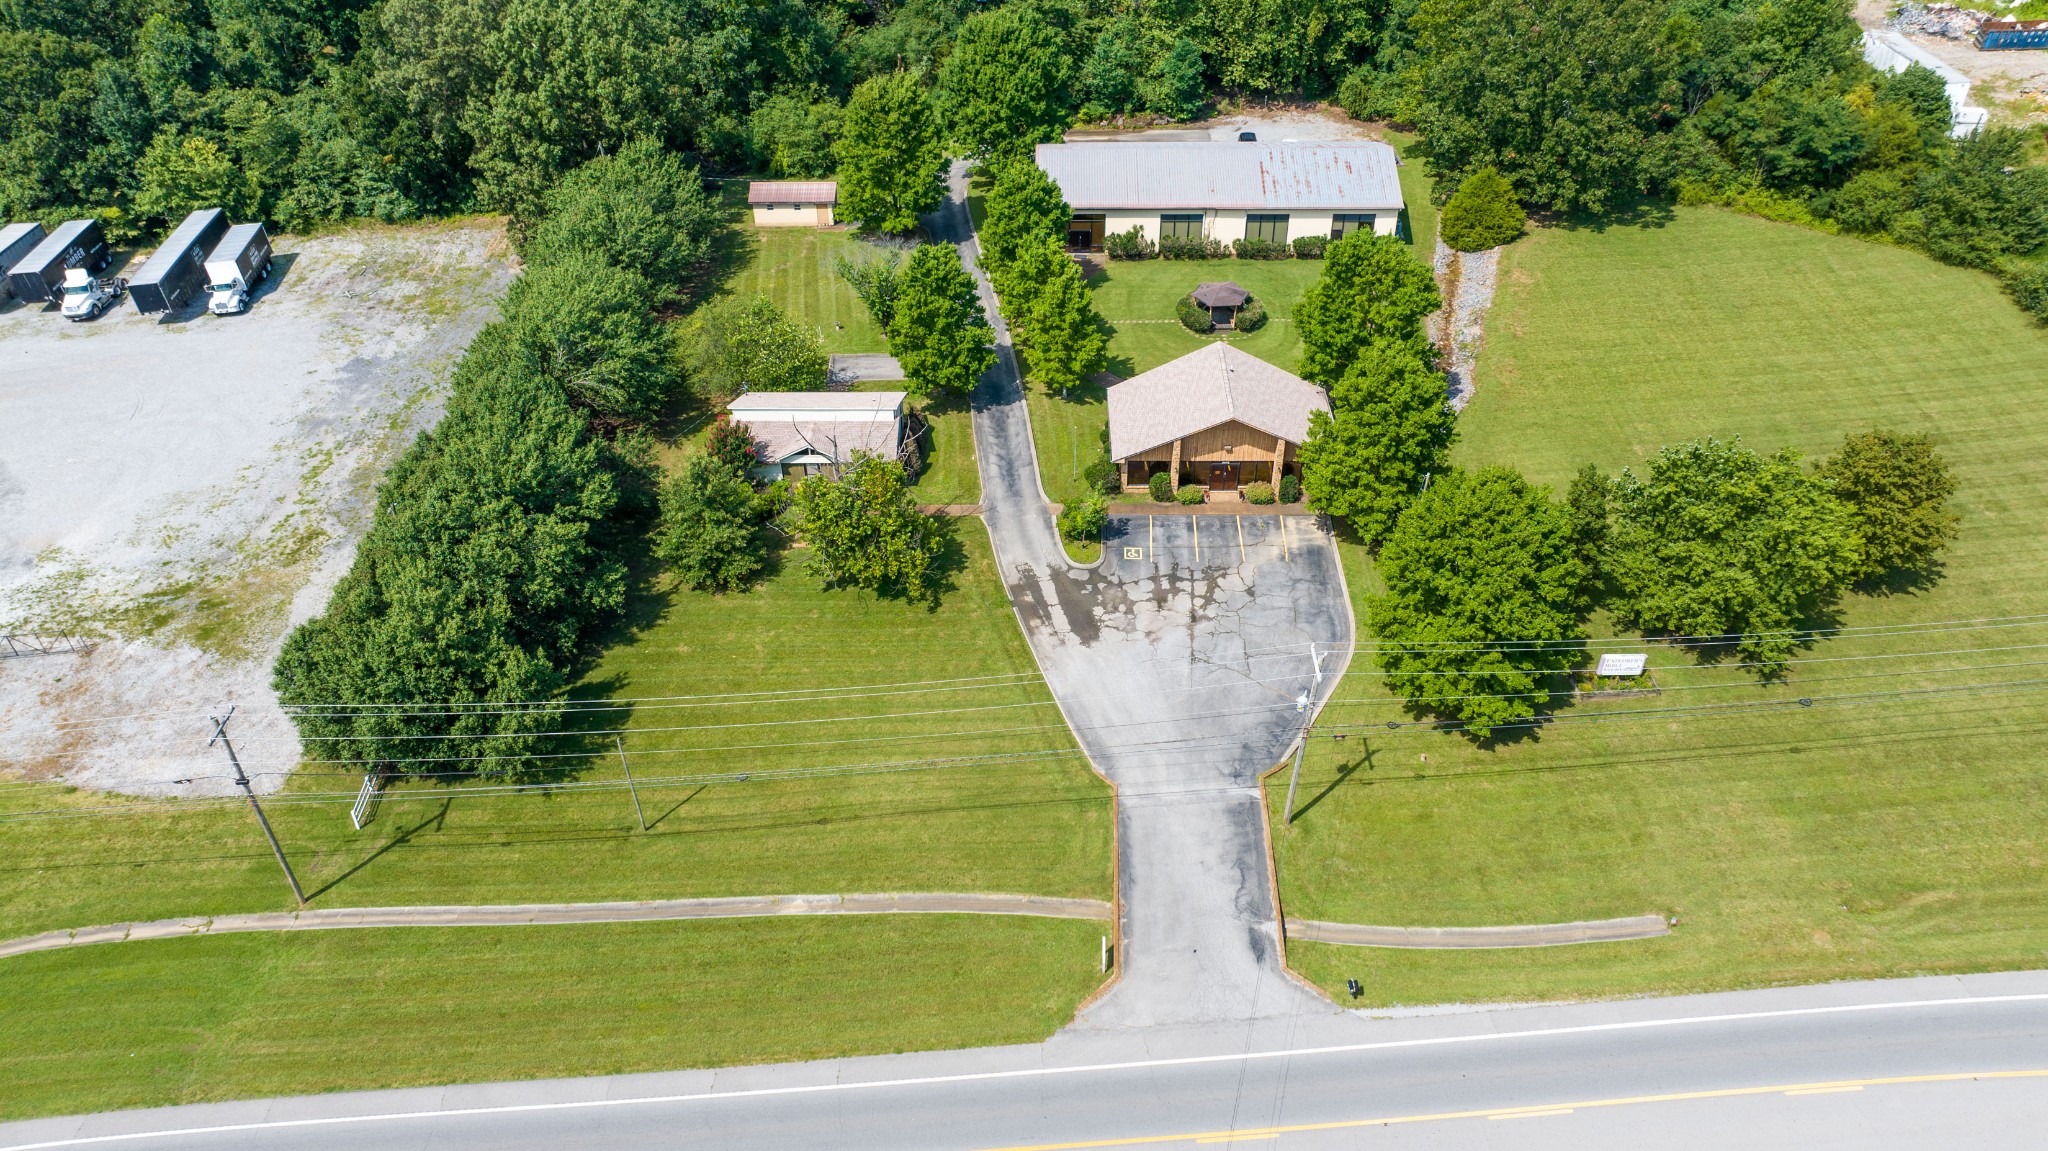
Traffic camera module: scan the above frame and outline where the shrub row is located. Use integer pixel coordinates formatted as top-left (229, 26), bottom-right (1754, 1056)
top-left (1106, 228), bottom-right (1331, 262)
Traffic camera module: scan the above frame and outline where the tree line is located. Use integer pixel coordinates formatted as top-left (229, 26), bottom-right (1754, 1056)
top-left (6, 0), bottom-right (2039, 319)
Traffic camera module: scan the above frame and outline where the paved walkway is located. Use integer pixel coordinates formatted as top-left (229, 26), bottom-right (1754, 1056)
top-left (1287, 914), bottom-right (1671, 949)
top-left (927, 166), bottom-right (1354, 1030)
top-left (0, 894), bottom-right (1115, 961)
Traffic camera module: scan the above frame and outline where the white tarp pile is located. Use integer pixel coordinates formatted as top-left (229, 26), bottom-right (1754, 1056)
top-left (1861, 29), bottom-right (1991, 137)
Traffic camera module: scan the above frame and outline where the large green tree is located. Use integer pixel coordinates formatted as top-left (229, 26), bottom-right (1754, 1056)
top-left (1816, 429), bottom-right (1960, 581)
top-left (682, 294), bottom-right (829, 398)
top-left (1411, 0), bottom-right (1676, 213)
top-left (889, 244), bottom-right (996, 398)
top-left (274, 354), bottom-right (626, 774)
top-left (793, 453), bottom-right (947, 603)
top-left (1297, 338), bottom-right (1457, 544)
top-left (133, 132), bottom-right (259, 223)
top-left (524, 140), bottom-right (719, 297)
top-left (1007, 239), bottom-right (1105, 397)
top-left (497, 253), bottom-right (680, 423)
top-left (1294, 231), bottom-right (1442, 386)
top-left (835, 72), bottom-right (948, 234)
top-left (1367, 467), bottom-right (1586, 738)
top-left (1605, 438), bottom-right (1862, 669)
top-left (936, 5), bottom-right (1075, 163)
top-left (979, 159), bottom-right (1070, 271)
top-left (655, 456), bottom-right (768, 593)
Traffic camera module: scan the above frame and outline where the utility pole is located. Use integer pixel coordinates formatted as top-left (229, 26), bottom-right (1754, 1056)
top-left (1282, 733), bottom-right (1307, 825)
top-left (210, 707), bottom-right (305, 906)
top-left (616, 734), bottom-right (647, 832)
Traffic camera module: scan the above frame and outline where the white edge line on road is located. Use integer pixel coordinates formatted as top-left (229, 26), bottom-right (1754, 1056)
top-left (9, 993), bottom-right (2048, 1149)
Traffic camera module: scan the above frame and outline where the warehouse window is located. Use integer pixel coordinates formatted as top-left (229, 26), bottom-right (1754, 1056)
top-left (1245, 214), bottom-right (1290, 244)
top-left (1330, 213), bottom-right (1377, 239)
top-left (1159, 213), bottom-right (1204, 239)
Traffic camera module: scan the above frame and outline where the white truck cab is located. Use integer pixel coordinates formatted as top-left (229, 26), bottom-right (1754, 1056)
top-left (59, 267), bottom-right (123, 321)
top-left (204, 223), bottom-right (271, 315)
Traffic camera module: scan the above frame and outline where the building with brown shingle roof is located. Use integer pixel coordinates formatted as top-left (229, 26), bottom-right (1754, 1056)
top-left (1106, 344), bottom-right (1330, 494)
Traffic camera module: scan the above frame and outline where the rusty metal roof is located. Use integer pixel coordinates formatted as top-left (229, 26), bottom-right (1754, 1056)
top-left (747, 181), bottom-right (837, 205)
top-left (1036, 141), bottom-right (1402, 211)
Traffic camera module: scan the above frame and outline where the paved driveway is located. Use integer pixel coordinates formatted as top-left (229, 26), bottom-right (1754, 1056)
top-left (1007, 512), bottom-right (1353, 1029)
top-left (929, 164), bottom-right (1354, 1029)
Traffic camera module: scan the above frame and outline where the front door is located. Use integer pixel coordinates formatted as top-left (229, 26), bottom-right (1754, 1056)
top-left (1208, 463), bottom-right (1239, 491)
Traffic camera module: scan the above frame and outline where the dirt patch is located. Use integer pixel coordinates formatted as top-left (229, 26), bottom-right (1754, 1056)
top-left (0, 219), bottom-right (515, 796)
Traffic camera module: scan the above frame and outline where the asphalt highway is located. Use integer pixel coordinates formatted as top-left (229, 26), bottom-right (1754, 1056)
top-left (7, 971), bottom-right (2046, 1150)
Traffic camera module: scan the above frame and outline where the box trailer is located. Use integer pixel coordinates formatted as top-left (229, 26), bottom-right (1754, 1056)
top-left (6, 219), bottom-right (109, 305)
top-left (0, 222), bottom-right (46, 302)
top-left (128, 208), bottom-right (227, 316)
top-left (203, 223), bottom-right (272, 315)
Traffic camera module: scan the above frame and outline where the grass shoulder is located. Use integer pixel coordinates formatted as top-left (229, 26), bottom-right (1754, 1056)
top-left (1, 916), bottom-right (1106, 1122)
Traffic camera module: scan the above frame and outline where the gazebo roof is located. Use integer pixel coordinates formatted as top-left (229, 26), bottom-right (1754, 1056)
top-left (1191, 281), bottom-right (1250, 308)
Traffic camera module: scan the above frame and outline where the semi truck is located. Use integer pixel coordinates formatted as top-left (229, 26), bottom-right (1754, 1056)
top-left (203, 223), bottom-right (272, 315)
top-left (0, 222), bottom-right (46, 303)
top-left (6, 219), bottom-right (110, 305)
top-left (59, 268), bottom-right (126, 321)
top-left (128, 208), bottom-right (227, 315)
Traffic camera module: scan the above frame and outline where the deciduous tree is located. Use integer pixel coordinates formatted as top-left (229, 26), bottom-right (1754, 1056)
top-left (1816, 429), bottom-right (1959, 581)
top-left (1606, 438), bottom-right (1862, 669)
top-left (525, 140), bottom-right (719, 297)
top-left (792, 453), bottom-right (947, 603)
top-left (1294, 232), bottom-right (1442, 386)
top-left (682, 294), bottom-right (829, 398)
top-left (835, 72), bottom-right (947, 233)
top-left (889, 244), bottom-right (995, 398)
top-left (936, 5), bottom-right (1075, 163)
top-left (1297, 338), bottom-right (1456, 544)
top-left (498, 253), bottom-right (681, 423)
top-left (1367, 467), bottom-right (1586, 738)
top-left (655, 456), bottom-right (767, 593)
top-left (1008, 239), bottom-right (1105, 396)
top-left (979, 160), bottom-right (1070, 271)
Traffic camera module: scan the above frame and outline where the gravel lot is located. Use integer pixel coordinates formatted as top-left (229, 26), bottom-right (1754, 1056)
top-left (0, 219), bottom-right (515, 796)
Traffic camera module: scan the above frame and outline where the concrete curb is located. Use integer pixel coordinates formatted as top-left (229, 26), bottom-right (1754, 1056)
top-left (0, 894), bottom-right (1117, 961)
top-left (1286, 914), bottom-right (1671, 949)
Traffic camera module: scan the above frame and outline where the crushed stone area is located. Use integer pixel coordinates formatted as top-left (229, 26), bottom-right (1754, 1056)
top-left (1429, 238), bottom-right (1501, 411)
top-left (0, 220), bottom-right (515, 796)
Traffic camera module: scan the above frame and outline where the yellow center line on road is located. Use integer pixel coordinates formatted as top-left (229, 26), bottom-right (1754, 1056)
top-left (968, 1069), bottom-right (2048, 1151)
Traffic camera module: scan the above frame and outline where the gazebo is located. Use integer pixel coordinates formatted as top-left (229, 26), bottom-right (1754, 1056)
top-left (1191, 281), bottom-right (1251, 330)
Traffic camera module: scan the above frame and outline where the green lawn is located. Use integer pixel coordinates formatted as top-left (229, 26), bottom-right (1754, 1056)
top-left (1385, 129), bottom-right (1439, 265)
top-left (723, 226), bottom-right (889, 355)
top-left (0, 522), bottom-right (1109, 943)
top-left (0, 915), bottom-right (1106, 1121)
top-left (1273, 206), bottom-right (2048, 1007)
top-left (1090, 258), bottom-right (1321, 377)
top-left (708, 226), bottom-right (977, 504)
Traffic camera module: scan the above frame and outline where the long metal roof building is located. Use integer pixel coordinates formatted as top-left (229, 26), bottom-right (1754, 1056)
top-left (1035, 140), bottom-right (1403, 211)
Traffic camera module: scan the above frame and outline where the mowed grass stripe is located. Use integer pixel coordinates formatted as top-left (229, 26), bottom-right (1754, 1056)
top-left (1275, 207), bottom-right (2048, 1007)
top-left (0, 916), bottom-right (1107, 1122)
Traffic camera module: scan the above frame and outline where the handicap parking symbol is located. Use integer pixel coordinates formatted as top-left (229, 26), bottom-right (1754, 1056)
top-left (1123, 547), bottom-right (1143, 560)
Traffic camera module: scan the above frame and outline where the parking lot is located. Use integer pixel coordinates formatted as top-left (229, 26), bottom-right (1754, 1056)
top-left (0, 220), bottom-right (513, 794)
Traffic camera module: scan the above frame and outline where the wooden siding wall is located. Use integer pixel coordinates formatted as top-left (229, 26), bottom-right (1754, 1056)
top-left (1120, 421), bottom-right (1295, 464)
